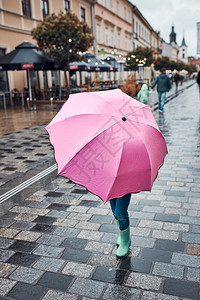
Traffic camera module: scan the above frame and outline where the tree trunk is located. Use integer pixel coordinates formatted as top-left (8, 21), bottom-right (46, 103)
top-left (64, 69), bottom-right (70, 99)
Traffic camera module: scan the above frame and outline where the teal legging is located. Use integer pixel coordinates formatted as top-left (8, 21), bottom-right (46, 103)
top-left (109, 193), bottom-right (131, 230)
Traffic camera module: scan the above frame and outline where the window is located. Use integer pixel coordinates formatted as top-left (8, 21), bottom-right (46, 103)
top-left (124, 7), bottom-right (127, 20)
top-left (104, 0), bottom-right (107, 7)
top-left (21, 0), bottom-right (31, 17)
top-left (128, 10), bottom-right (131, 23)
top-left (110, 29), bottom-right (114, 47)
top-left (105, 27), bottom-right (109, 45)
top-left (117, 32), bottom-right (121, 49)
top-left (80, 7), bottom-right (86, 22)
top-left (97, 23), bottom-right (101, 43)
top-left (116, 1), bottom-right (120, 16)
top-left (41, 0), bottom-right (49, 19)
top-left (64, 0), bottom-right (70, 11)
top-left (109, 0), bottom-right (113, 11)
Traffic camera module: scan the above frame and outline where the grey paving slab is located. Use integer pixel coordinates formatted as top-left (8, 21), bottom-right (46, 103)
top-left (69, 278), bottom-right (106, 299)
top-left (9, 266), bottom-right (44, 284)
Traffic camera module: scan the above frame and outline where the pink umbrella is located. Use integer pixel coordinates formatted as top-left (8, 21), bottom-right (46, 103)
top-left (46, 89), bottom-right (167, 203)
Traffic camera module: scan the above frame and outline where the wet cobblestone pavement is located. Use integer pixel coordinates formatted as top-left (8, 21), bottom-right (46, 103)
top-left (0, 83), bottom-right (200, 299)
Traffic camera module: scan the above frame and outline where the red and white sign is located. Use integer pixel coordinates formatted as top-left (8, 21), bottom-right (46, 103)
top-left (22, 63), bottom-right (34, 69)
top-left (69, 65), bottom-right (78, 70)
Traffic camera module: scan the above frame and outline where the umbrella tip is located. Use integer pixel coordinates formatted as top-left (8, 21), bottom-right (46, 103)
top-left (122, 117), bottom-right (127, 121)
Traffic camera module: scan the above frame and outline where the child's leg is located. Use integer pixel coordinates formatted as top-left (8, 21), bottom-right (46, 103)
top-left (114, 193), bottom-right (131, 230)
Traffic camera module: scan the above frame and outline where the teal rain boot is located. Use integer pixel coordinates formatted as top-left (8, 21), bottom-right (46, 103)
top-left (116, 220), bottom-right (120, 246)
top-left (116, 226), bottom-right (131, 258)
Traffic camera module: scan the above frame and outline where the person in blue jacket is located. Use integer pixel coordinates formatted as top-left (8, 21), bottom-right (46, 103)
top-left (151, 68), bottom-right (171, 112)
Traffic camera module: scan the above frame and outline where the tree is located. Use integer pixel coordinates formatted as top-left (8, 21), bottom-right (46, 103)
top-left (153, 56), bottom-right (171, 71)
top-left (126, 47), bottom-right (154, 71)
top-left (31, 10), bottom-right (93, 89)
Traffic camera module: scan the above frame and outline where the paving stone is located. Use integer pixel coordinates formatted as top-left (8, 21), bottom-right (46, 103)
top-left (140, 248), bottom-right (172, 263)
top-left (102, 283), bottom-right (141, 300)
top-left (0, 250), bottom-right (14, 262)
top-left (15, 230), bottom-right (41, 242)
top-left (33, 244), bottom-right (64, 258)
top-left (37, 271), bottom-right (73, 291)
top-left (0, 228), bottom-right (19, 239)
top-left (163, 222), bottom-right (189, 232)
top-left (154, 213), bottom-right (179, 223)
top-left (0, 238), bottom-right (14, 249)
top-left (118, 257), bottom-right (152, 274)
top-left (142, 206), bottom-right (164, 213)
top-left (0, 278), bottom-right (16, 296)
top-left (171, 253), bottom-right (200, 267)
top-left (141, 291), bottom-right (179, 300)
top-left (62, 261), bottom-right (94, 278)
top-left (52, 227), bottom-right (80, 237)
top-left (125, 272), bottom-right (162, 291)
top-left (187, 244), bottom-right (200, 255)
top-left (9, 266), bottom-right (43, 284)
top-left (182, 233), bottom-right (200, 244)
top-left (14, 213), bottom-right (37, 222)
top-left (8, 240), bottom-right (38, 253)
top-left (77, 230), bottom-right (104, 241)
top-left (46, 210), bottom-right (69, 218)
top-left (186, 267), bottom-right (200, 282)
top-left (163, 278), bottom-right (200, 299)
top-left (154, 239), bottom-right (186, 252)
top-left (89, 253), bottom-right (118, 268)
top-left (85, 241), bottom-right (114, 255)
top-left (152, 230), bottom-right (179, 241)
top-left (132, 236), bottom-right (156, 248)
top-left (33, 215), bottom-right (57, 225)
top-left (90, 215), bottom-right (113, 224)
top-left (7, 282), bottom-right (46, 300)
top-left (42, 289), bottom-right (78, 300)
top-left (69, 277), bottom-right (105, 299)
top-left (61, 248), bottom-right (92, 263)
top-left (131, 212), bottom-right (155, 220)
top-left (92, 266), bottom-right (127, 285)
top-left (11, 220), bottom-right (36, 231)
top-left (60, 237), bottom-right (88, 249)
top-left (33, 256), bottom-right (65, 272)
top-left (7, 252), bottom-right (38, 267)
top-left (152, 262), bottom-right (184, 279)
top-left (138, 220), bottom-right (163, 229)
top-left (0, 262), bottom-right (17, 278)
top-left (0, 219), bottom-right (15, 228)
top-left (179, 216), bottom-right (200, 225)
top-left (31, 223), bottom-right (56, 233)
top-left (36, 234), bottom-right (65, 246)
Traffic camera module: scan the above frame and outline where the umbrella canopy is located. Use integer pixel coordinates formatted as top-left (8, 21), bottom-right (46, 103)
top-left (84, 53), bottom-right (113, 72)
top-left (0, 41), bottom-right (56, 70)
top-left (69, 61), bottom-right (90, 72)
top-left (46, 89), bottom-right (167, 203)
top-left (103, 56), bottom-right (130, 71)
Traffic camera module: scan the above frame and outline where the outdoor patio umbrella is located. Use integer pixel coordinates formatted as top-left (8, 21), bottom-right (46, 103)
top-left (46, 89), bottom-right (167, 203)
top-left (0, 41), bottom-right (56, 100)
top-left (84, 53), bottom-right (113, 72)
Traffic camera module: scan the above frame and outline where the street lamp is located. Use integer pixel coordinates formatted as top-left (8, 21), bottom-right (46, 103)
top-left (111, 47), bottom-right (117, 86)
top-left (67, 38), bottom-right (72, 94)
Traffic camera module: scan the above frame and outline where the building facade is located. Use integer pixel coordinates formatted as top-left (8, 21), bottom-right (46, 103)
top-left (0, 0), bottom-right (94, 92)
top-left (0, 0), bottom-right (164, 95)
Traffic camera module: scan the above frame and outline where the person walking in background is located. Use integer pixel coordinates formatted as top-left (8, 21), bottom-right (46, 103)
top-left (196, 71), bottom-right (200, 96)
top-left (174, 72), bottom-right (180, 91)
top-left (151, 68), bottom-right (171, 113)
top-left (137, 83), bottom-right (152, 104)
